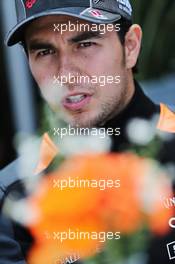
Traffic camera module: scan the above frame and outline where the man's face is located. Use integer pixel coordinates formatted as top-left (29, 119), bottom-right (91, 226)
top-left (25, 15), bottom-right (134, 127)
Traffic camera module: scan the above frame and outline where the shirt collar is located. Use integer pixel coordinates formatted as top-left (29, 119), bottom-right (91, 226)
top-left (157, 103), bottom-right (175, 133)
top-left (34, 133), bottom-right (59, 175)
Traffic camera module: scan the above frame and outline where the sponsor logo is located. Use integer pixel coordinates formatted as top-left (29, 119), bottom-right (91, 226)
top-left (93, 0), bottom-right (102, 4)
top-left (26, 0), bottom-right (37, 9)
top-left (89, 9), bottom-right (108, 19)
top-left (169, 217), bottom-right (175, 229)
top-left (116, 0), bottom-right (132, 15)
top-left (167, 241), bottom-right (175, 260)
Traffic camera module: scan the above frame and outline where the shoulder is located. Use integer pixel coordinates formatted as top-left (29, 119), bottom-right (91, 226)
top-left (0, 159), bottom-right (25, 209)
top-left (0, 214), bottom-right (27, 264)
top-left (0, 159), bottom-right (36, 262)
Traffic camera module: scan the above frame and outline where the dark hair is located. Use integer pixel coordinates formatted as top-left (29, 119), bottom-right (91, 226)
top-left (116, 18), bottom-right (138, 73)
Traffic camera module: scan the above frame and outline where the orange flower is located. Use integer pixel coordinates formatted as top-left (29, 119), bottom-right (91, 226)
top-left (27, 153), bottom-right (173, 263)
top-left (149, 206), bottom-right (173, 235)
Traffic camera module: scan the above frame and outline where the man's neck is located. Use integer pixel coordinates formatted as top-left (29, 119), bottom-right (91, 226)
top-left (100, 80), bottom-right (159, 151)
top-left (99, 76), bottom-right (135, 127)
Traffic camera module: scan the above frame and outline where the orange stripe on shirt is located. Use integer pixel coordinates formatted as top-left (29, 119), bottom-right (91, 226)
top-left (157, 103), bottom-right (175, 133)
top-left (34, 133), bottom-right (59, 175)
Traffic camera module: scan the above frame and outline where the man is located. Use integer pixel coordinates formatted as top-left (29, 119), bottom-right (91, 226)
top-left (6, 0), bottom-right (158, 150)
top-left (0, 0), bottom-right (174, 263)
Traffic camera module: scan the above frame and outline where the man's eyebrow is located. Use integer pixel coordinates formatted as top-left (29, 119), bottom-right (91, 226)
top-left (69, 30), bottom-right (103, 43)
top-left (27, 41), bottom-right (54, 51)
top-left (27, 31), bottom-right (103, 50)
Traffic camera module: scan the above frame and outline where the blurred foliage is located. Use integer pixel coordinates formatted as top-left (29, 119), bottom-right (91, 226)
top-left (130, 0), bottom-right (175, 80)
top-left (85, 228), bottom-right (150, 264)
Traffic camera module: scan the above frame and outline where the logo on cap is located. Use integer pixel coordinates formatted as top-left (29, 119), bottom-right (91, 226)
top-left (93, 0), bottom-right (101, 3)
top-left (89, 9), bottom-right (108, 19)
top-left (116, 0), bottom-right (132, 16)
top-left (26, 0), bottom-right (37, 9)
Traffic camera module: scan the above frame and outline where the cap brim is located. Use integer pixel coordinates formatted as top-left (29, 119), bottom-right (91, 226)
top-left (6, 7), bottom-right (121, 46)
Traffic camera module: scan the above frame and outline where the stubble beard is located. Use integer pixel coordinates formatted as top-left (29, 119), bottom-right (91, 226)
top-left (57, 51), bottom-right (130, 128)
top-left (67, 76), bottom-right (129, 128)
top-left (69, 53), bottom-right (130, 128)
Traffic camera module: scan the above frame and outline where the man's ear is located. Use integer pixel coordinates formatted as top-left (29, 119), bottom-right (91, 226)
top-left (124, 24), bottom-right (142, 69)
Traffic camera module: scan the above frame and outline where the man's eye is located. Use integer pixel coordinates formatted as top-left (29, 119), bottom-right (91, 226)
top-left (37, 49), bottom-right (55, 57)
top-left (78, 42), bottom-right (95, 48)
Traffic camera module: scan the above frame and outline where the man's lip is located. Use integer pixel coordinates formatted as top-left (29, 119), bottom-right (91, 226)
top-left (63, 92), bottom-right (93, 100)
top-left (62, 93), bottom-right (93, 111)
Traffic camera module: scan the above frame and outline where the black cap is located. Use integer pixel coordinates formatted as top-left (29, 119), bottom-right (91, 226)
top-left (6, 0), bottom-right (132, 46)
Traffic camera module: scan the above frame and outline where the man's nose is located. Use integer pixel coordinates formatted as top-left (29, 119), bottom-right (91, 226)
top-left (57, 52), bottom-right (77, 82)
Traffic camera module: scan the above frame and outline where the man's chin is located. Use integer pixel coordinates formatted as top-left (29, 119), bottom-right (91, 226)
top-left (67, 117), bottom-right (98, 128)
top-left (69, 121), bottom-right (94, 128)
top-left (60, 110), bottom-right (104, 128)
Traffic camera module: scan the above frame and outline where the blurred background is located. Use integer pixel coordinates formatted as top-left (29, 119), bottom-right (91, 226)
top-left (0, 0), bottom-right (175, 169)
